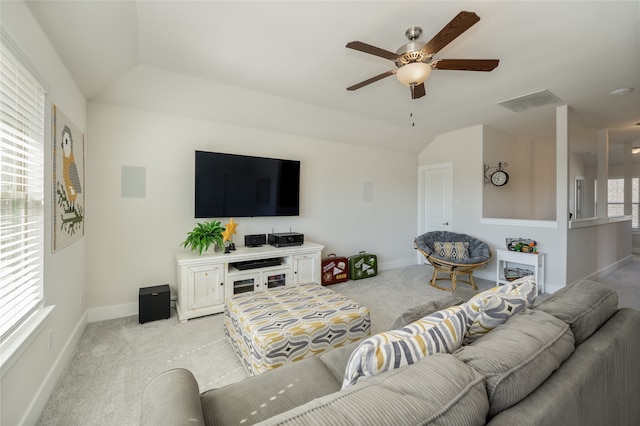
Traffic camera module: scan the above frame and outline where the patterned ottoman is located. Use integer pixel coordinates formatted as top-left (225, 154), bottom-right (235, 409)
top-left (224, 282), bottom-right (371, 375)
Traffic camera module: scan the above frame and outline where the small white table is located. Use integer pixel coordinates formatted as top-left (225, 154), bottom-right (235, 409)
top-left (495, 249), bottom-right (546, 295)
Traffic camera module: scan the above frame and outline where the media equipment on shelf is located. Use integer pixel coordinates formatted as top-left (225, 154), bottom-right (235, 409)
top-left (230, 258), bottom-right (282, 271)
top-left (245, 234), bottom-right (267, 247)
top-left (194, 150), bottom-right (300, 218)
top-left (268, 232), bottom-right (304, 247)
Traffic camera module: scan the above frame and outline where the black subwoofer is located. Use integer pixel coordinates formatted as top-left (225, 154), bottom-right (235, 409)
top-left (139, 284), bottom-right (170, 324)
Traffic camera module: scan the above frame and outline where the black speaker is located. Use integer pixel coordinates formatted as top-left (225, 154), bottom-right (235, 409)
top-left (245, 234), bottom-right (266, 247)
top-left (139, 284), bottom-right (170, 324)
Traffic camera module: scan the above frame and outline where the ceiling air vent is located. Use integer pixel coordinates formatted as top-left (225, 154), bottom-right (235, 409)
top-left (497, 89), bottom-right (564, 113)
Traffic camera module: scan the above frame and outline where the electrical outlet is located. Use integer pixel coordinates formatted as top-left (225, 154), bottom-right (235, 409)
top-left (48, 330), bottom-right (53, 351)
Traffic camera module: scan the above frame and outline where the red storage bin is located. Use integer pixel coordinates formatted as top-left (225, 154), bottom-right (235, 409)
top-left (321, 254), bottom-right (349, 285)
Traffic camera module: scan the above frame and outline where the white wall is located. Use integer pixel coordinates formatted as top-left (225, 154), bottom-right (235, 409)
top-left (418, 124), bottom-right (567, 292)
top-left (0, 2), bottom-right (88, 425)
top-left (483, 127), bottom-right (556, 220)
top-left (86, 103), bottom-right (418, 316)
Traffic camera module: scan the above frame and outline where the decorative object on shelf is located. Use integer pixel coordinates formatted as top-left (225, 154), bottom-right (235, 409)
top-left (222, 218), bottom-right (238, 253)
top-left (506, 237), bottom-right (537, 253)
top-left (181, 220), bottom-right (226, 254)
top-left (483, 161), bottom-right (509, 186)
top-left (503, 267), bottom-right (534, 282)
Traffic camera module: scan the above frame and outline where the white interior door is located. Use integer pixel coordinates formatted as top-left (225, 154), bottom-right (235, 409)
top-left (417, 163), bottom-right (453, 262)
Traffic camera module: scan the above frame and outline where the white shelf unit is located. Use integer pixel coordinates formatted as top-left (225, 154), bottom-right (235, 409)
top-left (175, 242), bottom-right (324, 322)
top-left (495, 249), bottom-right (546, 295)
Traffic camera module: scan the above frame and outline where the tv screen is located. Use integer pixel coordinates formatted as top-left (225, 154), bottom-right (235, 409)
top-left (194, 151), bottom-right (300, 218)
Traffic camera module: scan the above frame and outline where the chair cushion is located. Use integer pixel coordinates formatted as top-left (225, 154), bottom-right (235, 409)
top-left (342, 306), bottom-right (470, 389)
top-left (415, 231), bottom-right (491, 265)
top-left (462, 276), bottom-right (537, 343)
top-left (536, 279), bottom-right (618, 345)
top-left (434, 241), bottom-right (470, 260)
top-left (454, 309), bottom-right (575, 418)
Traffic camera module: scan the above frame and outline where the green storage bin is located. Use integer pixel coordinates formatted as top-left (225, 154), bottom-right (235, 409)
top-left (348, 251), bottom-right (377, 280)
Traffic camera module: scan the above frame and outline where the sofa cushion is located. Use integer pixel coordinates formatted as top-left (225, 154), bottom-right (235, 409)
top-left (319, 341), bottom-right (359, 383)
top-left (486, 308), bottom-right (640, 426)
top-left (342, 306), bottom-right (470, 388)
top-left (535, 279), bottom-right (618, 345)
top-left (388, 294), bottom-right (466, 330)
top-left (200, 356), bottom-right (341, 425)
top-left (454, 309), bottom-right (575, 418)
top-left (463, 276), bottom-right (537, 343)
top-left (259, 354), bottom-right (489, 426)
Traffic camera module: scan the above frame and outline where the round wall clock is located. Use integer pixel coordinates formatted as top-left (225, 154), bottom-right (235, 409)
top-left (490, 170), bottom-right (509, 187)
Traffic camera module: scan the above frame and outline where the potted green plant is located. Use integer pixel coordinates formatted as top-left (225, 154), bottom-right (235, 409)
top-left (181, 220), bottom-right (226, 254)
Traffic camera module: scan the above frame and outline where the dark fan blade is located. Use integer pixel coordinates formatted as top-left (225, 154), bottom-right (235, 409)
top-left (346, 41), bottom-right (400, 61)
top-left (411, 83), bottom-right (426, 99)
top-left (433, 59), bottom-right (499, 71)
top-left (347, 70), bottom-right (396, 91)
top-left (422, 11), bottom-right (480, 55)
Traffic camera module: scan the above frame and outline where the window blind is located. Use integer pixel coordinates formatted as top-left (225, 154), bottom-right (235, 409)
top-left (0, 34), bottom-right (45, 341)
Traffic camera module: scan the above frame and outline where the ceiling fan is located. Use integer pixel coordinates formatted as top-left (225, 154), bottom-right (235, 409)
top-left (346, 11), bottom-right (499, 99)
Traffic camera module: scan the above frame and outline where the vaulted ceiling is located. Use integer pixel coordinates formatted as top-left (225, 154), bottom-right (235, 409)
top-left (25, 1), bottom-right (640, 155)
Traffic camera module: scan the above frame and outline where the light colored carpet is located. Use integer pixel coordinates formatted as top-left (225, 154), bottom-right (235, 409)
top-left (36, 261), bottom-right (639, 425)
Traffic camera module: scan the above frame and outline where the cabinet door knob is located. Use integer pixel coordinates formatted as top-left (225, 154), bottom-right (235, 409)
top-left (220, 282), bottom-right (224, 286)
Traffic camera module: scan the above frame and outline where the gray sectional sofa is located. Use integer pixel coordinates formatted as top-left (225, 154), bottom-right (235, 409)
top-left (141, 279), bottom-right (640, 425)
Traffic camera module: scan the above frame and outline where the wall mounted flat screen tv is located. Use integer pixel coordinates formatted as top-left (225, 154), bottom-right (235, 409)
top-left (194, 150), bottom-right (300, 218)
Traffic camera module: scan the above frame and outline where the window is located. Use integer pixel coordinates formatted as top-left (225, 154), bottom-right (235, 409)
top-left (608, 177), bottom-right (639, 229)
top-left (0, 34), bottom-right (45, 342)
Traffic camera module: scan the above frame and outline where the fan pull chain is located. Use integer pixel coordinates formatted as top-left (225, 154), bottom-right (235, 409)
top-left (410, 94), bottom-right (416, 127)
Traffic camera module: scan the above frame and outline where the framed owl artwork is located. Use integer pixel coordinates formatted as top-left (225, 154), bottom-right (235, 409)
top-left (52, 104), bottom-right (85, 252)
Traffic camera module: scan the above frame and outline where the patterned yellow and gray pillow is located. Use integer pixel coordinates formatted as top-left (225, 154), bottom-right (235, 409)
top-left (342, 306), bottom-right (471, 389)
top-left (433, 241), bottom-right (470, 261)
top-left (462, 276), bottom-right (537, 343)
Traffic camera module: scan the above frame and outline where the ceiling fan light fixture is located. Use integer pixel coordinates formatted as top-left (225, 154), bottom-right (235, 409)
top-left (396, 62), bottom-right (432, 87)
top-left (632, 147), bottom-right (640, 155)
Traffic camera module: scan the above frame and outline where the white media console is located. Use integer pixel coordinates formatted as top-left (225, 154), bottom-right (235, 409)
top-left (175, 242), bottom-right (324, 322)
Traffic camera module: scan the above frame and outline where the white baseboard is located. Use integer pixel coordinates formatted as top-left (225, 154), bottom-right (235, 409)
top-left (88, 302), bottom-right (137, 323)
top-left (379, 257), bottom-right (416, 271)
top-left (84, 253), bottom-right (634, 323)
top-left (581, 255), bottom-right (634, 282)
top-left (22, 311), bottom-right (88, 425)
top-left (85, 258), bottom-right (417, 323)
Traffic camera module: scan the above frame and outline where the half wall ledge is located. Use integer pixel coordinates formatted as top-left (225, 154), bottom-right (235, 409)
top-left (480, 218), bottom-right (559, 229)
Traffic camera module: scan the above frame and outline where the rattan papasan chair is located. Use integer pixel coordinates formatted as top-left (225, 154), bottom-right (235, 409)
top-left (415, 231), bottom-right (492, 292)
